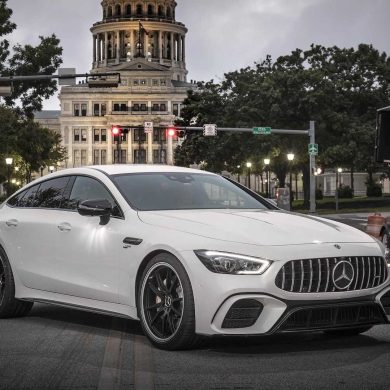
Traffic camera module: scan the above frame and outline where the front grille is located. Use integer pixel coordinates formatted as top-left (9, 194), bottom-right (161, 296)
top-left (275, 257), bottom-right (388, 293)
top-left (222, 299), bottom-right (263, 329)
top-left (278, 303), bottom-right (385, 332)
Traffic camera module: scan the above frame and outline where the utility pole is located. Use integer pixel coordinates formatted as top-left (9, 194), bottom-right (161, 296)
top-left (309, 121), bottom-right (316, 213)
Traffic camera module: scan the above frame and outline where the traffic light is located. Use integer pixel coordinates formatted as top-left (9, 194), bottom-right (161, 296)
top-left (166, 127), bottom-right (186, 139)
top-left (112, 125), bottom-right (121, 143)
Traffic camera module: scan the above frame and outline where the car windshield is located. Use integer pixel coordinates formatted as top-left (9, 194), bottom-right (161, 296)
top-left (112, 172), bottom-right (270, 211)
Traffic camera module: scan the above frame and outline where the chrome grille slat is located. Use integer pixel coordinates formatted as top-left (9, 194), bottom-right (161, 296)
top-left (316, 258), bottom-right (321, 293)
top-left (276, 256), bottom-right (388, 293)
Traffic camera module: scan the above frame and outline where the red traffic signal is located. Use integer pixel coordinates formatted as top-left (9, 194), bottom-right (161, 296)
top-left (167, 127), bottom-right (176, 137)
top-left (112, 126), bottom-right (121, 135)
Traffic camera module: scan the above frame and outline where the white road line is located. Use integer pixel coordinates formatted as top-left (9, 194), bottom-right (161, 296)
top-left (134, 334), bottom-right (155, 390)
top-left (97, 318), bottom-right (125, 390)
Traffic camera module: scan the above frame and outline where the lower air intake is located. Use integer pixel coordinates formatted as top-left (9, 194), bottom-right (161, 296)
top-left (278, 303), bottom-right (385, 332)
top-left (222, 299), bottom-right (263, 329)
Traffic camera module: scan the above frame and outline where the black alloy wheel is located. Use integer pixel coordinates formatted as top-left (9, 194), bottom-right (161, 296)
top-left (0, 255), bottom-right (5, 306)
top-left (0, 246), bottom-right (33, 318)
top-left (139, 253), bottom-right (198, 350)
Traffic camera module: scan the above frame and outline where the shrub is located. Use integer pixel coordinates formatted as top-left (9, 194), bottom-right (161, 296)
top-left (366, 183), bottom-right (382, 197)
top-left (338, 184), bottom-right (353, 199)
top-left (316, 189), bottom-right (323, 200)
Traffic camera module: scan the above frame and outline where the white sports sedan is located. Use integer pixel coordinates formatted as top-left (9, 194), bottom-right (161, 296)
top-left (0, 165), bottom-right (389, 350)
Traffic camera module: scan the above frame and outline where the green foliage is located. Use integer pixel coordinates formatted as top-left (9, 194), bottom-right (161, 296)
top-left (338, 185), bottom-right (354, 199)
top-left (366, 179), bottom-right (383, 197)
top-left (0, 0), bottom-right (63, 117)
top-left (176, 43), bottom-right (390, 204)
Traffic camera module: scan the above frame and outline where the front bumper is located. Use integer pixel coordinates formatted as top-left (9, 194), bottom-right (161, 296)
top-left (179, 244), bottom-right (390, 336)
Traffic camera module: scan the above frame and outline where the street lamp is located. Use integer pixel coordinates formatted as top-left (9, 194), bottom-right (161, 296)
top-left (335, 168), bottom-right (343, 211)
top-left (5, 157), bottom-right (13, 197)
top-left (246, 162), bottom-right (252, 189)
top-left (264, 158), bottom-right (270, 197)
top-left (49, 165), bottom-right (55, 173)
top-left (237, 165), bottom-right (241, 183)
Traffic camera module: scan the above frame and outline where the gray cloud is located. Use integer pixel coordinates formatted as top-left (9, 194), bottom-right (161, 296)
top-left (6, 0), bottom-right (390, 110)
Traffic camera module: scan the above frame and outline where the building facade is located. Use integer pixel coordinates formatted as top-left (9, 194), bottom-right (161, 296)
top-left (39, 0), bottom-right (194, 168)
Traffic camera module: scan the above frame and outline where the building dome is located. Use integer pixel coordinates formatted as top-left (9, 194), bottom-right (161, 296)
top-left (101, 1), bottom-right (177, 22)
top-left (91, 0), bottom-right (187, 81)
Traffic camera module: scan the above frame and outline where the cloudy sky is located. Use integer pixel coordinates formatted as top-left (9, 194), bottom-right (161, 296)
top-left (6, 0), bottom-right (390, 110)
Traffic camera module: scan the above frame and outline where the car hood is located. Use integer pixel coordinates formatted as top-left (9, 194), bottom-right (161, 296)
top-left (137, 209), bottom-right (375, 246)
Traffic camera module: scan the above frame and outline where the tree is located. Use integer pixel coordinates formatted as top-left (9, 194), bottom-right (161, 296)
top-left (176, 44), bottom-right (390, 204)
top-left (0, 0), bottom-right (63, 117)
top-left (15, 121), bottom-right (65, 183)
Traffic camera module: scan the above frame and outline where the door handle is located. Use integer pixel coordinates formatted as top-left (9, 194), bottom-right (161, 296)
top-left (57, 223), bottom-right (72, 232)
top-left (5, 219), bottom-right (18, 227)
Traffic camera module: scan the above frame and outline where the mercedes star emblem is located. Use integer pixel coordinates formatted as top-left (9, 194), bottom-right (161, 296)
top-left (332, 261), bottom-right (355, 290)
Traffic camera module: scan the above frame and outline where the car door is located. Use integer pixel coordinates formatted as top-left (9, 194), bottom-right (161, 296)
top-left (37, 175), bottom-right (127, 303)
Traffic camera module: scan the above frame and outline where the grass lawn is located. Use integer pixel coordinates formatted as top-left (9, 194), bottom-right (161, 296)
top-left (292, 196), bottom-right (390, 214)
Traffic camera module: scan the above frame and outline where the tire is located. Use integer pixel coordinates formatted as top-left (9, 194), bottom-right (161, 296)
top-left (0, 246), bottom-right (33, 318)
top-left (324, 326), bottom-right (372, 337)
top-left (138, 252), bottom-right (198, 350)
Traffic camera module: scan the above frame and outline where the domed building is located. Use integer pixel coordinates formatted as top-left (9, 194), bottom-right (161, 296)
top-left (58, 0), bottom-right (194, 167)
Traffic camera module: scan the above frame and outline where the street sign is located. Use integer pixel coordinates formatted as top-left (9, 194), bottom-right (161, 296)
top-left (253, 127), bottom-right (272, 135)
top-left (308, 143), bottom-right (319, 156)
top-left (203, 124), bottom-right (217, 136)
top-left (144, 121), bottom-right (153, 134)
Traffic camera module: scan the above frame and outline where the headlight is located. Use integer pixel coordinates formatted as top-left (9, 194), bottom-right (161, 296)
top-left (194, 250), bottom-right (272, 275)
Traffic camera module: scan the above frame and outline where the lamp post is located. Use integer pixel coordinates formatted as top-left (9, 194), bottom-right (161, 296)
top-left (287, 153), bottom-right (295, 208)
top-left (264, 158), bottom-right (270, 198)
top-left (237, 165), bottom-right (241, 183)
top-left (5, 157), bottom-right (13, 197)
top-left (246, 162), bottom-right (252, 190)
top-left (49, 165), bottom-right (55, 173)
top-left (335, 168), bottom-right (342, 211)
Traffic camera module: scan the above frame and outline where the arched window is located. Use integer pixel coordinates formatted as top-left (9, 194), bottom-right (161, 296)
top-left (136, 3), bottom-right (143, 16)
top-left (126, 4), bottom-right (131, 16)
top-left (103, 9), bottom-right (107, 19)
top-left (166, 6), bottom-right (171, 18)
top-left (158, 5), bottom-right (164, 17)
top-left (148, 4), bottom-right (154, 17)
top-left (107, 6), bottom-right (112, 17)
top-left (115, 4), bottom-right (121, 17)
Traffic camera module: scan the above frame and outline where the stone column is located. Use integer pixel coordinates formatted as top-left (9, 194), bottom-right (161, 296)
top-left (107, 126), bottom-right (113, 164)
top-left (128, 129), bottom-right (133, 164)
top-left (147, 131), bottom-right (153, 164)
top-left (158, 30), bottom-right (163, 61)
top-left (116, 30), bottom-right (120, 63)
top-left (178, 35), bottom-right (182, 62)
top-left (68, 128), bottom-right (73, 167)
top-left (93, 35), bottom-right (97, 63)
top-left (182, 35), bottom-right (185, 62)
top-left (87, 126), bottom-right (93, 165)
top-left (167, 132), bottom-right (173, 165)
top-left (97, 35), bottom-right (101, 62)
top-left (104, 31), bottom-right (108, 65)
top-left (170, 33), bottom-right (174, 61)
top-left (131, 29), bottom-right (136, 58)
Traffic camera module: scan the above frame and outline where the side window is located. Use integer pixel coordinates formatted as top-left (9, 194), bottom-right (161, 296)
top-left (35, 177), bottom-right (71, 209)
top-left (66, 176), bottom-right (122, 217)
top-left (18, 184), bottom-right (40, 208)
top-left (7, 190), bottom-right (27, 207)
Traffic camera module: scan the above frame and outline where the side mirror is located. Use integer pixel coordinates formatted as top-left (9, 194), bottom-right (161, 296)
top-left (77, 199), bottom-right (112, 225)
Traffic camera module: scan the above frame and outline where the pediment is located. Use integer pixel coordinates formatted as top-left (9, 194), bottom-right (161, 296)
top-left (109, 59), bottom-right (170, 72)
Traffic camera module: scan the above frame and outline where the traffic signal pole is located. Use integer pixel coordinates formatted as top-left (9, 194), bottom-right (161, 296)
top-left (175, 123), bottom-right (317, 213)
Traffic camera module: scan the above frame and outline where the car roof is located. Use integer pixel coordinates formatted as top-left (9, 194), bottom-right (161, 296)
top-left (88, 164), bottom-right (214, 176)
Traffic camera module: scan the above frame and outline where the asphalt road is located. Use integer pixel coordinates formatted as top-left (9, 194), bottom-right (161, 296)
top-left (0, 214), bottom-right (389, 390)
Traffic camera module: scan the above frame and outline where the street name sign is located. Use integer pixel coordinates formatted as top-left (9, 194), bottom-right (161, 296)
top-left (203, 124), bottom-right (217, 136)
top-left (308, 143), bottom-right (319, 156)
top-left (253, 127), bottom-right (272, 135)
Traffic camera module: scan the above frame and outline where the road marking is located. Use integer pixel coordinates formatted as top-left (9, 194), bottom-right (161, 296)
top-left (97, 318), bottom-right (126, 390)
top-left (134, 334), bottom-right (155, 390)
